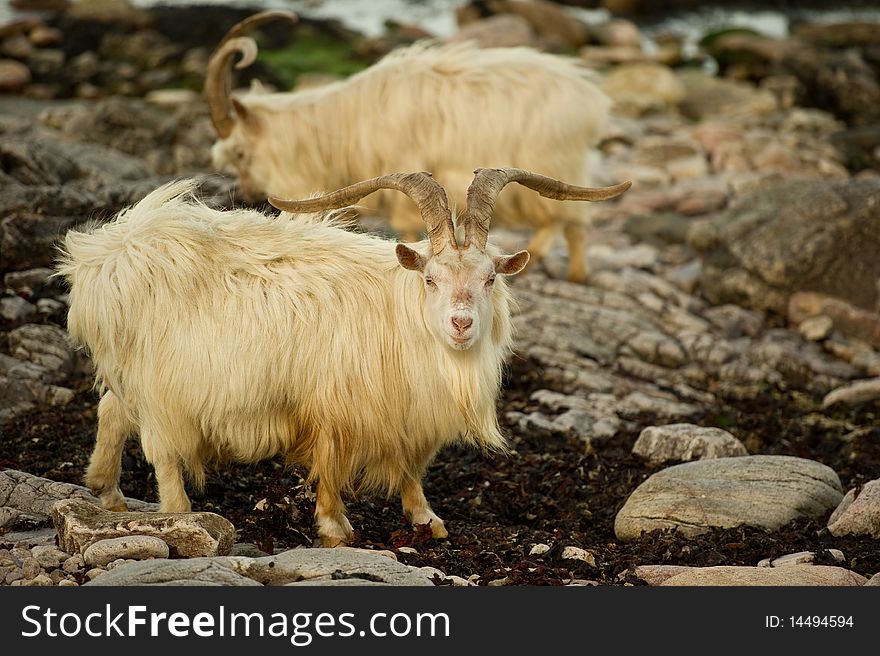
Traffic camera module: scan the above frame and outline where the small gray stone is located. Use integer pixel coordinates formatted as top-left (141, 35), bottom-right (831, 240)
top-left (24, 573), bottom-right (54, 587)
top-left (5, 569), bottom-right (23, 584)
top-left (799, 315), bottom-right (834, 341)
top-left (62, 554), bottom-right (85, 573)
top-left (529, 543), bottom-right (551, 556)
top-left (36, 298), bottom-right (64, 315)
top-left (83, 535), bottom-right (170, 567)
top-left (632, 423), bottom-right (748, 464)
top-left (228, 543), bottom-right (270, 559)
top-left (615, 455), bottom-right (843, 540)
top-left (1, 295), bottom-right (38, 322)
top-left (561, 546), bottom-right (596, 566)
top-left (3, 268), bottom-right (53, 293)
top-left (827, 480), bottom-right (880, 538)
top-left (616, 392), bottom-right (701, 420)
top-left (21, 557), bottom-right (42, 580)
top-left (30, 545), bottom-right (69, 569)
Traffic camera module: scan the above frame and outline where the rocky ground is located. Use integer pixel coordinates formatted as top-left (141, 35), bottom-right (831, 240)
top-left (1, 1), bottom-right (879, 586)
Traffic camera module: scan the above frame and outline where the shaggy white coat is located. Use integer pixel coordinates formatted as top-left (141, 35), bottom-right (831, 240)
top-left (214, 41), bottom-right (610, 240)
top-left (57, 180), bottom-right (513, 539)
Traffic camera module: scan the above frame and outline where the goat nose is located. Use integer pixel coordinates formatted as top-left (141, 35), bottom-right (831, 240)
top-left (451, 316), bottom-right (473, 332)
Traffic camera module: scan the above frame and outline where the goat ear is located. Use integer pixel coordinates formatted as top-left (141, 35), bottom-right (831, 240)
top-left (232, 98), bottom-right (260, 132)
top-left (396, 244), bottom-right (426, 272)
top-left (494, 250), bottom-right (530, 276)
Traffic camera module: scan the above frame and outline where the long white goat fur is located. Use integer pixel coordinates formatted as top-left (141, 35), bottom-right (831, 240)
top-left (57, 180), bottom-right (512, 498)
top-left (219, 41), bottom-right (610, 227)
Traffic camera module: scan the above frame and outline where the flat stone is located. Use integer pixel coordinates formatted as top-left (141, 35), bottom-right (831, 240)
top-left (632, 423), bottom-right (748, 464)
top-left (87, 547), bottom-right (443, 587)
top-left (8, 323), bottom-right (77, 378)
top-left (616, 392), bottom-right (701, 420)
top-left (52, 498), bottom-right (235, 558)
top-left (85, 559), bottom-right (258, 587)
top-left (83, 535), bottom-right (171, 567)
top-left (757, 549), bottom-right (845, 568)
top-left (0, 470), bottom-right (155, 529)
top-left (866, 573), bottom-right (880, 587)
top-left (614, 455), bottom-right (843, 540)
top-left (827, 480), bottom-right (880, 538)
top-left (659, 565), bottom-right (866, 586)
top-left (228, 547), bottom-right (442, 586)
top-left (630, 565), bottom-right (693, 585)
top-left (62, 554), bottom-right (84, 573)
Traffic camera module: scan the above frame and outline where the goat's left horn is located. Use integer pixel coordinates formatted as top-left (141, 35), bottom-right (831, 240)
top-left (270, 173), bottom-right (457, 255)
top-left (204, 37), bottom-right (258, 138)
top-left (205, 10), bottom-right (299, 138)
top-left (461, 168), bottom-right (632, 250)
top-left (218, 10), bottom-right (299, 47)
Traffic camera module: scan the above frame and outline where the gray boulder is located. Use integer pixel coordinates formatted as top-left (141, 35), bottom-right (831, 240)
top-left (614, 455), bottom-right (843, 540)
top-left (689, 178), bottom-right (880, 314)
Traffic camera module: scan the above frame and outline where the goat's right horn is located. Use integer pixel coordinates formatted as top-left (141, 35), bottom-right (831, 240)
top-left (270, 173), bottom-right (457, 255)
top-left (462, 168), bottom-right (632, 250)
top-left (205, 10), bottom-right (299, 138)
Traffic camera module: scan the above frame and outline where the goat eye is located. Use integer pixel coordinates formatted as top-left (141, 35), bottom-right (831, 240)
top-left (486, 276), bottom-right (496, 287)
top-left (425, 277), bottom-right (437, 289)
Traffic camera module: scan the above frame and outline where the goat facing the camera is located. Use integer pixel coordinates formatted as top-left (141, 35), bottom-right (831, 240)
top-left (57, 169), bottom-right (630, 545)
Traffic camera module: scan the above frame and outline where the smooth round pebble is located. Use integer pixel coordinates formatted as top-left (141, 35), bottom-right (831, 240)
top-left (83, 535), bottom-right (170, 567)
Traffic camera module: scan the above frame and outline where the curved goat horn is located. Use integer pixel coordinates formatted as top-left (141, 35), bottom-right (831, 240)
top-left (218, 10), bottom-right (299, 47)
top-left (204, 37), bottom-right (258, 138)
top-left (462, 168), bottom-right (632, 250)
top-left (270, 173), bottom-right (457, 255)
top-left (205, 10), bottom-right (299, 138)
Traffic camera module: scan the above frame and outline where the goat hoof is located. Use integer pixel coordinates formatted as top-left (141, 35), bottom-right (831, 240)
top-left (94, 489), bottom-right (128, 512)
top-left (428, 519), bottom-right (448, 539)
top-left (320, 535), bottom-right (351, 548)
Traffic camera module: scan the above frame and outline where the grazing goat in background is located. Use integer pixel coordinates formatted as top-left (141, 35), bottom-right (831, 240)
top-left (57, 169), bottom-right (629, 546)
top-left (207, 11), bottom-right (612, 282)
